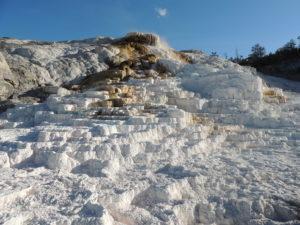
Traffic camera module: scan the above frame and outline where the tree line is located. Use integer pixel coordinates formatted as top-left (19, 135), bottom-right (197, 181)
top-left (210, 37), bottom-right (300, 81)
top-left (236, 37), bottom-right (300, 63)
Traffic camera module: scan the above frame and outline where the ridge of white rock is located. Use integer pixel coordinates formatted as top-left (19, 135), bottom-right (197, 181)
top-left (0, 37), bottom-right (116, 100)
top-left (0, 34), bottom-right (299, 225)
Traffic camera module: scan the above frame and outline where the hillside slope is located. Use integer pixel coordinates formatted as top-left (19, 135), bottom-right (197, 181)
top-left (0, 33), bottom-right (299, 225)
top-left (239, 48), bottom-right (300, 81)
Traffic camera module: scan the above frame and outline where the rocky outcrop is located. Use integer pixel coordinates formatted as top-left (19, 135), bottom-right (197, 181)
top-left (0, 52), bottom-right (15, 100)
top-left (0, 37), bottom-right (112, 101)
top-left (114, 32), bottom-right (159, 46)
top-left (1, 33), bottom-right (299, 225)
top-left (0, 33), bottom-right (191, 105)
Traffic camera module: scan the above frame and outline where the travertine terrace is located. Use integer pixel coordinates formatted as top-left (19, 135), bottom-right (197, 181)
top-left (0, 33), bottom-right (299, 225)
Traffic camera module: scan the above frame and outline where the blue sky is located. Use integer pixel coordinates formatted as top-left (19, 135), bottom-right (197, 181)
top-left (0, 0), bottom-right (299, 57)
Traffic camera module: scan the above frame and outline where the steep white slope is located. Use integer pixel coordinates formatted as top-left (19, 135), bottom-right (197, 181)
top-left (0, 35), bottom-right (299, 225)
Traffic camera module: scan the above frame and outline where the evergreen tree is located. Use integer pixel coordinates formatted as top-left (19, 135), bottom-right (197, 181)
top-left (210, 52), bottom-right (218, 57)
top-left (249, 44), bottom-right (266, 59)
top-left (281, 39), bottom-right (296, 51)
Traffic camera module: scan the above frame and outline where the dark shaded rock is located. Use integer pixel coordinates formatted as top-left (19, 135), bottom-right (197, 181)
top-left (79, 69), bottom-right (127, 90)
top-left (80, 202), bottom-right (104, 217)
top-left (156, 164), bottom-right (197, 179)
top-left (88, 100), bottom-right (113, 108)
top-left (18, 86), bottom-right (62, 102)
top-left (175, 51), bottom-right (193, 64)
top-left (142, 54), bottom-right (159, 64)
top-left (71, 160), bottom-right (106, 178)
top-left (114, 32), bottom-right (159, 46)
top-left (0, 100), bottom-right (15, 113)
top-left (111, 98), bottom-right (125, 107)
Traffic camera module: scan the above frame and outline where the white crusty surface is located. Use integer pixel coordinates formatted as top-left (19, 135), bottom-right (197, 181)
top-left (0, 35), bottom-right (299, 225)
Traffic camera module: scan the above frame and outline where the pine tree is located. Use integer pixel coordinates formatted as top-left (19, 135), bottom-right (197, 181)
top-left (282, 39), bottom-right (296, 50)
top-left (210, 52), bottom-right (218, 57)
top-left (249, 44), bottom-right (266, 59)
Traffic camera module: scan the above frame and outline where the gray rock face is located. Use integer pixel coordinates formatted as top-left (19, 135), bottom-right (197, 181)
top-left (0, 37), bottom-right (114, 100)
top-left (0, 33), bottom-right (186, 103)
top-left (0, 52), bottom-right (13, 81)
top-left (0, 52), bottom-right (16, 100)
top-left (0, 80), bottom-right (14, 101)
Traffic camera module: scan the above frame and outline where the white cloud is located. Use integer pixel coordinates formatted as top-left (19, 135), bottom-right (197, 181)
top-left (155, 8), bottom-right (168, 17)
